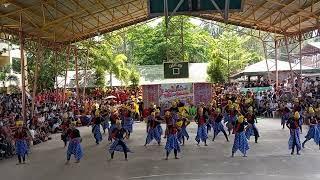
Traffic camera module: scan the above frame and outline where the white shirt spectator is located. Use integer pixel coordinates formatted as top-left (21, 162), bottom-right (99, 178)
top-left (29, 129), bottom-right (36, 139)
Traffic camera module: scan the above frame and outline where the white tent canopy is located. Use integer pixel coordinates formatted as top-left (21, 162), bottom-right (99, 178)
top-left (232, 59), bottom-right (319, 78)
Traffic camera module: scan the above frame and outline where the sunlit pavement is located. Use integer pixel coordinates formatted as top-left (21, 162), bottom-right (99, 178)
top-left (1, 118), bottom-right (320, 180)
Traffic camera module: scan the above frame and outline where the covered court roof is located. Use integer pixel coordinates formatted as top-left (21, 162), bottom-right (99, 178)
top-left (1, 0), bottom-right (320, 44)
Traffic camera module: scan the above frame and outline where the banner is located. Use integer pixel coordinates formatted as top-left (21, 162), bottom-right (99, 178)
top-left (159, 83), bottom-right (193, 108)
top-left (142, 85), bottom-right (159, 108)
top-left (240, 86), bottom-right (273, 93)
top-left (193, 83), bottom-right (212, 105)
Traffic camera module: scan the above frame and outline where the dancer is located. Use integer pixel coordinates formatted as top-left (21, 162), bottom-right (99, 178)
top-left (122, 106), bottom-right (134, 139)
top-left (61, 118), bottom-right (71, 147)
top-left (318, 117), bottom-right (320, 149)
top-left (208, 103), bottom-right (216, 134)
top-left (109, 120), bottom-right (131, 160)
top-left (92, 116), bottom-right (102, 145)
top-left (245, 107), bottom-right (259, 143)
top-left (108, 109), bottom-right (118, 142)
top-left (302, 107), bottom-right (320, 148)
top-left (281, 106), bottom-right (291, 129)
top-left (231, 115), bottom-right (249, 157)
top-left (177, 114), bottom-right (190, 145)
top-left (224, 104), bottom-right (237, 135)
top-left (101, 110), bottom-right (110, 134)
top-left (212, 108), bottom-right (229, 142)
top-left (165, 124), bottom-right (180, 160)
top-left (66, 122), bottom-right (83, 164)
top-left (170, 101), bottom-right (179, 127)
top-left (286, 112), bottom-right (302, 155)
top-left (293, 98), bottom-right (303, 133)
top-left (164, 111), bottom-right (173, 138)
top-left (195, 107), bottom-right (208, 146)
top-left (144, 111), bottom-right (163, 146)
top-left (14, 121), bottom-right (29, 165)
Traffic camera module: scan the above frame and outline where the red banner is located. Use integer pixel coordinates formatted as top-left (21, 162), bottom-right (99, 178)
top-left (193, 83), bottom-right (212, 105)
top-left (142, 85), bottom-right (159, 108)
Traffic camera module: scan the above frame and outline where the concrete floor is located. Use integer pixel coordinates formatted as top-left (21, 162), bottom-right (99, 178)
top-left (1, 118), bottom-right (320, 180)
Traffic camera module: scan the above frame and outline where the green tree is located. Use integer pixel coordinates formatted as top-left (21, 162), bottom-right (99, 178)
top-left (94, 66), bottom-right (105, 88)
top-left (125, 17), bottom-right (213, 65)
top-left (0, 65), bottom-right (11, 88)
top-left (207, 30), bottom-right (262, 82)
top-left (91, 39), bottom-right (131, 86)
top-left (207, 57), bottom-right (226, 83)
top-left (129, 69), bottom-right (140, 87)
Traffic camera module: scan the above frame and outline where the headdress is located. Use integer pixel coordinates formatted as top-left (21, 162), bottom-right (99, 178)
top-left (294, 111), bottom-right (300, 120)
top-left (16, 121), bottom-right (24, 127)
top-left (238, 115), bottom-right (245, 123)
top-left (176, 120), bottom-right (183, 127)
top-left (309, 107), bottom-right (315, 114)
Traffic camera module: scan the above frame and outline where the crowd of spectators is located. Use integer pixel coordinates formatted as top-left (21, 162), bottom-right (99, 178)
top-left (0, 87), bottom-right (143, 159)
top-left (212, 77), bottom-right (320, 119)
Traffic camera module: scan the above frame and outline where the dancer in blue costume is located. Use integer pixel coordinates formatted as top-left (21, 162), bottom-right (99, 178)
top-left (286, 112), bottom-right (302, 155)
top-left (302, 107), bottom-right (320, 148)
top-left (144, 111), bottom-right (163, 146)
top-left (61, 118), bottom-right (71, 147)
top-left (177, 116), bottom-right (190, 145)
top-left (108, 109), bottom-right (118, 142)
top-left (165, 124), bottom-right (180, 160)
top-left (212, 108), bottom-right (229, 142)
top-left (207, 104), bottom-right (216, 134)
top-left (318, 117), bottom-right (320, 149)
top-left (195, 107), bottom-right (208, 146)
top-left (101, 110), bottom-right (110, 134)
top-left (14, 121), bottom-right (29, 164)
top-left (66, 122), bottom-right (83, 164)
top-left (170, 101), bottom-right (179, 125)
top-left (164, 110), bottom-right (174, 138)
top-left (109, 121), bottom-right (131, 160)
top-left (231, 115), bottom-right (249, 157)
top-left (293, 98), bottom-right (303, 133)
top-left (92, 116), bottom-right (102, 144)
top-left (281, 106), bottom-right (291, 129)
top-left (121, 106), bottom-right (134, 139)
top-left (245, 107), bottom-right (259, 143)
top-left (224, 104), bottom-right (237, 135)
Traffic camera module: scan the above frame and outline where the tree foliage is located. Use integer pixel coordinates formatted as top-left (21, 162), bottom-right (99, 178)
top-left (125, 16), bottom-right (213, 64)
top-left (129, 69), bottom-right (140, 87)
top-left (89, 35), bottom-right (135, 87)
top-left (0, 64), bottom-right (11, 88)
top-left (207, 30), bottom-right (262, 82)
